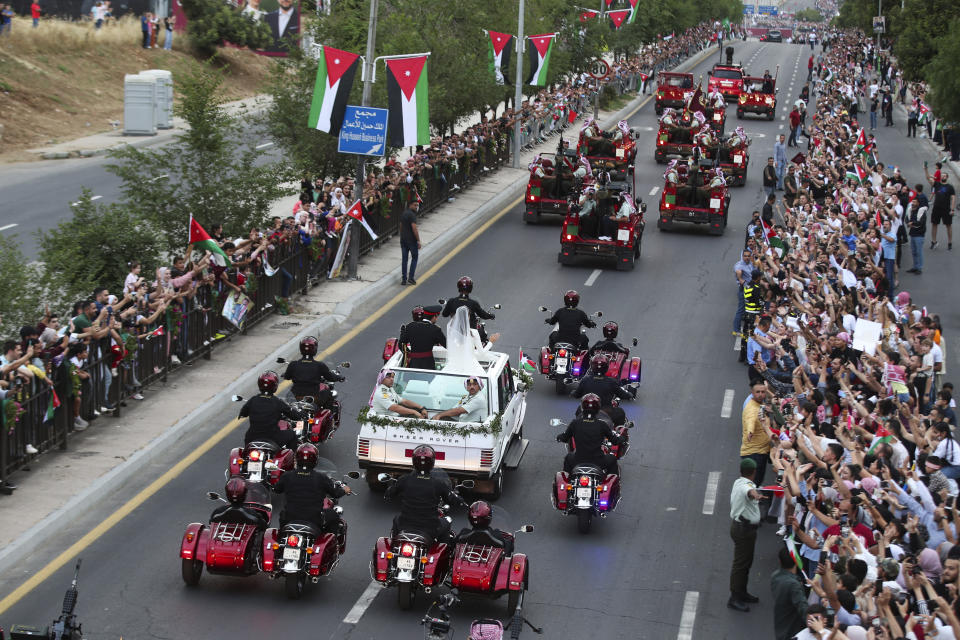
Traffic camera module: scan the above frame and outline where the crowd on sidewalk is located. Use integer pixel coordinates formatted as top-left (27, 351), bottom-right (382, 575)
top-left (728, 29), bottom-right (960, 640)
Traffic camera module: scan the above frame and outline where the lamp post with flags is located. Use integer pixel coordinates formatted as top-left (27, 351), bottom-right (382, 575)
top-left (349, 0), bottom-right (379, 280)
top-left (511, 0), bottom-right (525, 169)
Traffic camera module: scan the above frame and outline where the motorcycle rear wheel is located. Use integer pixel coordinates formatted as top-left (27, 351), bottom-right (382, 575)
top-left (555, 377), bottom-right (567, 395)
top-left (507, 584), bottom-right (525, 615)
top-left (181, 558), bottom-right (203, 586)
top-left (398, 582), bottom-right (415, 610)
top-left (285, 573), bottom-right (306, 599)
top-left (576, 510), bottom-right (592, 534)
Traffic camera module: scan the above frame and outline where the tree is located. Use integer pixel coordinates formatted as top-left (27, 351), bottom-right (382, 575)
top-left (794, 8), bottom-right (824, 22)
top-left (0, 235), bottom-right (41, 339)
top-left (179, 0), bottom-right (273, 58)
top-left (923, 19), bottom-right (960, 123)
top-left (106, 63), bottom-right (290, 253)
top-left (892, 0), bottom-right (960, 81)
top-left (37, 190), bottom-right (166, 308)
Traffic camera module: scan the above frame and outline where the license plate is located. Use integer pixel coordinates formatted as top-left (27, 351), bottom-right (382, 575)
top-left (617, 229), bottom-right (630, 242)
top-left (282, 547), bottom-right (301, 561)
top-left (396, 557), bottom-right (416, 570)
top-left (247, 461), bottom-right (262, 474)
top-left (294, 420), bottom-right (305, 434)
top-left (576, 487), bottom-right (593, 499)
top-left (556, 357), bottom-right (568, 367)
top-left (710, 198), bottom-right (721, 209)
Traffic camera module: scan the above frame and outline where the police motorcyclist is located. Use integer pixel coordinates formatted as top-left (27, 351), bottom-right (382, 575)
top-left (282, 336), bottom-right (344, 410)
top-left (239, 371), bottom-right (299, 450)
top-left (557, 394), bottom-right (622, 476)
top-left (545, 290), bottom-right (595, 351)
top-left (587, 322), bottom-right (630, 359)
top-left (573, 353), bottom-right (633, 426)
top-left (384, 445), bottom-right (467, 545)
top-left (455, 501), bottom-right (514, 555)
top-left (399, 306), bottom-right (446, 370)
top-left (273, 443), bottom-right (351, 533)
top-left (441, 277), bottom-right (495, 343)
top-left (210, 476), bottom-right (269, 527)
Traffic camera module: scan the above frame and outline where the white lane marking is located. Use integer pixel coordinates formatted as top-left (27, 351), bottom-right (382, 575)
top-left (702, 472), bottom-right (721, 515)
top-left (779, 124), bottom-right (785, 129)
top-left (256, 142), bottom-right (274, 150)
top-left (734, 336), bottom-right (741, 351)
top-left (0, 224), bottom-right (17, 232)
top-left (720, 389), bottom-right (735, 418)
top-left (584, 269), bottom-right (602, 287)
top-left (70, 195), bottom-right (102, 206)
top-left (649, 186), bottom-right (660, 196)
top-left (677, 591), bottom-right (700, 640)
top-left (343, 580), bottom-right (382, 624)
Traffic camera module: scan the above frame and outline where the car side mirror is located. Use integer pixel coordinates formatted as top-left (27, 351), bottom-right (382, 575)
top-left (438, 298), bottom-right (446, 305)
top-left (458, 480), bottom-right (475, 490)
top-left (207, 491), bottom-right (221, 501)
top-left (549, 418), bottom-right (564, 427)
top-left (632, 337), bottom-right (639, 346)
top-left (519, 525), bottom-right (534, 533)
top-left (276, 357), bottom-right (287, 364)
top-left (595, 311), bottom-right (603, 318)
top-left (231, 395), bottom-right (244, 402)
top-left (538, 306), bottom-right (548, 312)
top-left (346, 471), bottom-right (361, 479)
top-left (340, 362), bottom-right (351, 368)
top-left (493, 304), bottom-right (502, 309)
top-left (377, 473), bottom-right (393, 483)
top-left (707, 70), bottom-right (713, 76)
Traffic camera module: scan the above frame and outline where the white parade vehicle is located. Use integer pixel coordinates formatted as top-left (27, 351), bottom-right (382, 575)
top-left (356, 310), bottom-right (530, 499)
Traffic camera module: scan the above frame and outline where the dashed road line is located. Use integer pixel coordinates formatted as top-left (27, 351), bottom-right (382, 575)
top-left (584, 269), bottom-right (602, 287)
top-left (677, 591), bottom-right (700, 640)
top-left (649, 186), bottom-right (660, 196)
top-left (702, 472), bottom-right (721, 515)
top-left (343, 580), bottom-right (382, 624)
top-left (720, 389), bottom-right (735, 418)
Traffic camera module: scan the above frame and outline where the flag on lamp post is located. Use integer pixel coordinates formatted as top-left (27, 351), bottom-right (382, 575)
top-left (307, 45), bottom-right (360, 135)
top-left (526, 33), bottom-right (557, 86)
top-left (607, 9), bottom-right (630, 29)
top-left (385, 55), bottom-right (430, 148)
top-left (484, 30), bottom-right (514, 85)
top-left (627, 0), bottom-right (639, 23)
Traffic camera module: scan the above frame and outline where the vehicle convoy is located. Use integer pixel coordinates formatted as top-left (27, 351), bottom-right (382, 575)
top-left (577, 119), bottom-right (638, 174)
top-left (737, 72), bottom-right (778, 120)
top-left (524, 144), bottom-right (582, 223)
top-left (225, 398), bottom-right (317, 485)
top-left (654, 71), bottom-right (694, 115)
top-left (658, 160), bottom-right (732, 234)
top-left (360, 307), bottom-right (529, 499)
top-left (702, 126), bottom-right (751, 187)
top-left (557, 180), bottom-right (646, 271)
top-left (654, 109), bottom-right (702, 164)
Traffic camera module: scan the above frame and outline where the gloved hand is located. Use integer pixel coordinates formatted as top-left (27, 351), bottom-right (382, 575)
top-left (555, 434), bottom-right (564, 443)
top-left (544, 318), bottom-right (552, 324)
top-left (489, 314), bottom-right (495, 320)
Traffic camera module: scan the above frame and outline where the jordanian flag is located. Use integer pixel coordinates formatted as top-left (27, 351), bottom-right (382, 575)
top-left (188, 216), bottom-right (230, 266)
top-left (579, 9), bottom-right (598, 22)
top-left (345, 199), bottom-right (378, 240)
top-left (627, 0), bottom-right (640, 23)
top-left (608, 9), bottom-right (631, 29)
top-left (308, 45), bottom-right (360, 135)
top-left (44, 389), bottom-right (61, 423)
top-left (485, 30), bottom-right (514, 85)
top-left (846, 164), bottom-right (868, 183)
top-left (868, 425), bottom-right (894, 454)
top-left (386, 55), bottom-right (430, 148)
top-left (853, 128), bottom-right (867, 154)
top-left (526, 33), bottom-right (556, 86)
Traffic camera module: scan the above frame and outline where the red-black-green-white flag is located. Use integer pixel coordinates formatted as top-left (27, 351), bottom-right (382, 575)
top-left (608, 9), bottom-right (630, 29)
top-left (853, 128), bottom-right (867, 153)
top-left (188, 216), bottom-right (230, 266)
top-left (345, 199), bottom-right (378, 240)
top-left (44, 389), bottom-right (61, 422)
top-left (308, 45), bottom-right (360, 135)
top-left (386, 55), bottom-right (430, 148)
top-left (578, 9), bottom-right (598, 22)
top-left (526, 33), bottom-right (557, 87)
top-left (627, 0), bottom-right (639, 23)
top-left (868, 425), bottom-right (894, 454)
top-left (484, 30), bottom-right (514, 85)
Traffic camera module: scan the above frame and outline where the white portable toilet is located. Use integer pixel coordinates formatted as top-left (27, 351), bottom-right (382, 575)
top-left (140, 69), bottom-right (174, 129)
top-left (123, 74), bottom-right (158, 136)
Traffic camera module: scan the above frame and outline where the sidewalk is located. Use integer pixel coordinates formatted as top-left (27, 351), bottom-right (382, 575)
top-left (0, 45), bottom-right (715, 559)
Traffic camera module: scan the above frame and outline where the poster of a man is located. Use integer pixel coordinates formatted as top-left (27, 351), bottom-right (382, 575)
top-left (262, 0), bottom-right (298, 54)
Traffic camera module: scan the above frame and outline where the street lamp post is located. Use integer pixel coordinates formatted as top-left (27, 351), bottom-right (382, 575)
top-left (349, 0), bottom-right (379, 279)
top-left (511, 0), bottom-right (525, 169)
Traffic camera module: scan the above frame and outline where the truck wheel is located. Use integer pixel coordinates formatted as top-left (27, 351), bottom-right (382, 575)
top-left (654, 152), bottom-right (665, 164)
top-left (398, 582), bottom-right (416, 610)
top-left (656, 217), bottom-right (668, 231)
top-left (555, 377), bottom-right (567, 395)
top-left (767, 110), bottom-right (775, 121)
top-left (285, 573), bottom-right (306, 599)
top-left (488, 469), bottom-right (504, 500)
top-left (366, 471), bottom-right (387, 492)
top-left (576, 510), bottom-right (592, 534)
top-left (181, 558), bottom-right (202, 586)
top-left (634, 236), bottom-right (642, 258)
top-left (524, 210), bottom-right (539, 224)
top-left (736, 108), bottom-right (744, 119)
top-left (616, 252), bottom-right (635, 271)
top-left (655, 105), bottom-right (662, 116)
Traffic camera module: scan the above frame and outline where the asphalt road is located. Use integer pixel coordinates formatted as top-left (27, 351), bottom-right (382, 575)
top-left (0, 41), bottom-right (955, 640)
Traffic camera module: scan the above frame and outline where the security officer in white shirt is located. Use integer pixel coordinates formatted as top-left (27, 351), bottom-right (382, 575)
top-left (370, 369), bottom-right (428, 418)
top-left (433, 376), bottom-right (487, 423)
top-left (729, 457), bottom-right (762, 612)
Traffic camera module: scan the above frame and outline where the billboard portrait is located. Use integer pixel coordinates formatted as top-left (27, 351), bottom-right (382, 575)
top-left (238, 0), bottom-right (300, 55)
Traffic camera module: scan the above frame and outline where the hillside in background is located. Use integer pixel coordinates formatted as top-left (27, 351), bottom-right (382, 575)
top-left (0, 16), bottom-right (275, 161)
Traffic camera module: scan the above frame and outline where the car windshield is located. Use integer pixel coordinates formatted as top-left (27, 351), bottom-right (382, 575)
top-left (665, 77), bottom-right (691, 88)
top-left (768, 31), bottom-right (781, 36)
top-left (713, 69), bottom-right (743, 80)
top-left (393, 370), bottom-right (490, 414)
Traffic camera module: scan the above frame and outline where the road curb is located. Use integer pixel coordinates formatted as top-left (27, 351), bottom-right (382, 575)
top-left (0, 47), bottom-right (713, 576)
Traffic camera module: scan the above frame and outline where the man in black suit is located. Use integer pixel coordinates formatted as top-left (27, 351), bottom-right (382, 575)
top-left (263, 0), bottom-right (298, 53)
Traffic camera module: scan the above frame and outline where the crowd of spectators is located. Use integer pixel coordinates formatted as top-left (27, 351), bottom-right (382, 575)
top-left (730, 28), bottom-right (960, 640)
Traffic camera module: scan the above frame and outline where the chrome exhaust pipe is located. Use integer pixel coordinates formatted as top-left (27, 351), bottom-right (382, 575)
top-left (424, 586), bottom-right (432, 594)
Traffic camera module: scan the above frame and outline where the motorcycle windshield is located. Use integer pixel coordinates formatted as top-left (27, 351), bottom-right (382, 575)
top-left (244, 481), bottom-right (272, 508)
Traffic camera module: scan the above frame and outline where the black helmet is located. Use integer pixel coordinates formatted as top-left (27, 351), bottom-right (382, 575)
top-left (457, 276), bottom-right (473, 294)
top-left (590, 354), bottom-right (608, 374)
top-left (411, 444), bottom-right (436, 474)
top-left (580, 393), bottom-right (602, 417)
top-left (299, 336), bottom-right (318, 357)
top-left (602, 321), bottom-right (619, 340)
top-left (257, 370), bottom-right (279, 394)
top-left (412, 306), bottom-right (425, 321)
top-left (468, 501), bottom-right (493, 529)
top-left (563, 290), bottom-right (580, 308)
top-left (225, 476), bottom-right (247, 505)
top-left (295, 443), bottom-right (319, 470)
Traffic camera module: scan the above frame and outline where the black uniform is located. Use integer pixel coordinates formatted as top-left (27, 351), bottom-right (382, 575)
top-left (283, 357), bottom-right (343, 407)
top-left (239, 393), bottom-right (299, 450)
top-left (385, 471), bottom-right (465, 544)
top-left (399, 319), bottom-right (446, 369)
top-left (441, 295), bottom-right (495, 342)
top-left (455, 526), bottom-right (515, 555)
top-left (573, 374), bottom-right (632, 426)
top-left (273, 468), bottom-right (346, 532)
top-left (557, 416), bottom-right (622, 476)
top-left (546, 307), bottom-right (595, 351)
top-left (587, 338), bottom-right (629, 360)
top-left (210, 504), bottom-right (268, 527)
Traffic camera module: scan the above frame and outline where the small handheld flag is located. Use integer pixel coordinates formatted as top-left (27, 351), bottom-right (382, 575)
top-left (345, 199), bottom-right (378, 240)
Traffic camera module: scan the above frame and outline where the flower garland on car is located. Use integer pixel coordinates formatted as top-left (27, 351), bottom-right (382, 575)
top-left (357, 405), bottom-right (503, 438)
